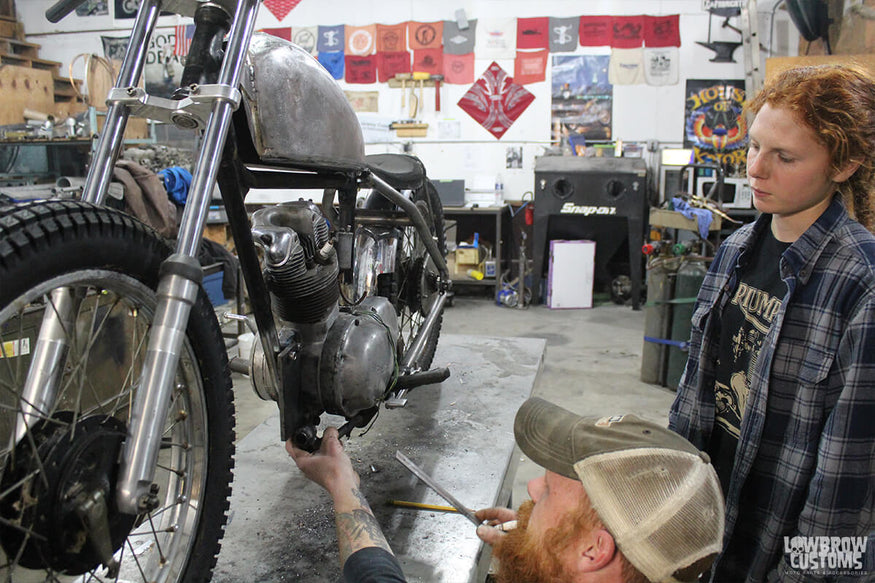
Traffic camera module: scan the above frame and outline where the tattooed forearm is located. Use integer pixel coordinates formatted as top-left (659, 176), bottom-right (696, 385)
top-left (335, 487), bottom-right (393, 564)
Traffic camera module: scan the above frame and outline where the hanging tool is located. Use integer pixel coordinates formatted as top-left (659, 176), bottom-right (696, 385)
top-left (395, 73), bottom-right (412, 115)
top-left (395, 451), bottom-right (480, 526)
top-left (412, 71), bottom-right (429, 115)
top-left (431, 74), bottom-right (443, 112)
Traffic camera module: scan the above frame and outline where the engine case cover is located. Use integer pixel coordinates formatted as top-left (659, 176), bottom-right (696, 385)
top-left (241, 33), bottom-right (366, 170)
top-left (319, 297), bottom-right (400, 416)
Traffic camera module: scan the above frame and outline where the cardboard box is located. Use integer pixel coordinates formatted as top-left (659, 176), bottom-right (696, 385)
top-left (455, 247), bottom-right (482, 265)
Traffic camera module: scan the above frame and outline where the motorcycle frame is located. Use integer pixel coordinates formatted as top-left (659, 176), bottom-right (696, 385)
top-left (26, 0), bottom-right (448, 515)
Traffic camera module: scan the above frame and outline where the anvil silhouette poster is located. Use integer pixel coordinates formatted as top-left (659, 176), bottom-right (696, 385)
top-left (683, 79), bottom-right (748, 176)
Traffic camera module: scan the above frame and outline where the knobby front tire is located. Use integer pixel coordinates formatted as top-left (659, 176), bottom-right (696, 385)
top-left (0, 201), bottom-right (234, 582)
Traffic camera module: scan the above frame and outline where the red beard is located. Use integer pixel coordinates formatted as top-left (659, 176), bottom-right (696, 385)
top-left (492, 500), bottom-right (579, 583)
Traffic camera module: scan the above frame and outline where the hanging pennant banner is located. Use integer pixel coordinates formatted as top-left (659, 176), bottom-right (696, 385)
top-left (443, 19), bottom-right (477, 55)
top-left (644, 47), bottom-right (679, 85)
top-left (260, 27), bottom-right (291, 41)
top-left (579, 15), bottom-right (612, 46)
top-left (346, 24), bottom-right (376, 56)
top-left (377, 23), bottom-right (407, 53)
top-left (318, 51), bottom-right (345, 80)
top-left (292, 26), bottom-right (318, 54)
top-left (611, 15), bottom-right (644, 49)
top-left (412, 48), bottom-right (443, 75)
top-left (458, 61), bottom-right (535, 139)
top-left (514, 49), bottom-right (548, 85)
top-left (516, 17), bottom-right (549, 50)
top-left (645, 15), bottom-right (681, 47)
top-left (476, 18), bottom-right (517, 60)
top-left (443, 52), bottom-right (475, 84)
top-left (549, 16), bottom-right (579, 52)
top-left (377, 51), bottom-right (411, 83)
top-left (262, 0), bottom-right (303, 22)
top-left (317, 24), bottom-right (345, 53)
top-left (609, 48), bottom-right (645, 85)
top-left (346, 55), bottom-right (377, 84)
top-left (409, 21), bottom-right (443, 50)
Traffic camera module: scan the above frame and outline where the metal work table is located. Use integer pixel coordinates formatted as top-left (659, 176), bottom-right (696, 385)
top-left (213, 333), bottom-right (546, 582)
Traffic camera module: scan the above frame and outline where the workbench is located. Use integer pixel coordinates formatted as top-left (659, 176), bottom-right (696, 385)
top-left (213, 333), bottom-right (546, 582)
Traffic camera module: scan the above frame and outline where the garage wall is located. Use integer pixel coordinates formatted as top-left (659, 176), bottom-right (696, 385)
top-left (16, 1), bottom-right (796, 202)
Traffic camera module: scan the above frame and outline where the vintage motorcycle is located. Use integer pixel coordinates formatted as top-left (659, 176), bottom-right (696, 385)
top-left (0, 0), bottom-right (451, 580)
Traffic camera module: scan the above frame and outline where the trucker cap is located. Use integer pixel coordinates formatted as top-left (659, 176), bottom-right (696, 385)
top-left (514, 397), bottom-right (725, 583)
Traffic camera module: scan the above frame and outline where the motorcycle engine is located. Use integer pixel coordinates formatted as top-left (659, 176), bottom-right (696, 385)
top-left (250, 201), bottom-right (400, 420)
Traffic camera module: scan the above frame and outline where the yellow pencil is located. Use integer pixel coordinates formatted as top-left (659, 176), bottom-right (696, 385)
top-left (388, 499), bottom-right (460, 513)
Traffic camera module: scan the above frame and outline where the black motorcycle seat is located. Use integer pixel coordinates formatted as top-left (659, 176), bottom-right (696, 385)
top-left (365, 153), bottom-right (426, 190)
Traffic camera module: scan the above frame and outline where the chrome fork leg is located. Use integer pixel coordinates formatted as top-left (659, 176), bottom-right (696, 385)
top-left (12, 287), bottom-right (80, 446)
top-left (114, 0), bottom-right (260, 515)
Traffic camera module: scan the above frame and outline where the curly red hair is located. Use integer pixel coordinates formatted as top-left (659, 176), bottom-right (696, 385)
top-left (744, 64), bottom-right (875, 231)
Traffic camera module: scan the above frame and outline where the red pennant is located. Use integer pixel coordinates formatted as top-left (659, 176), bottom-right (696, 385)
top-left (377, 51), bottom-right (411, 83)
top-left (514, 49), bottom-right (548, 85)
top-left (579, 15), bottom-right (612, 46)
top-left (408, 21), bottom-right (443, 50)
top-left (376, 23), bottom-right (407, 53)
top-left (345, 25), bottom-right (376, 56)
top-left (345, 55), bottom-right (377, 84)
top-left (457, 62), bottom-right (535, 139)
top-left (259, 27), bottom-right (291, 41)
top-left (412, 48), bottom-right (442, 75)
top-left (612, 15), bottom-right (644, 48)
top-left (516, 17), bottom-right (549, 50)
top-left (262, 0), bottom-right (302, 22)
top-left (443, 53), bottom-right (475, 84)
top-left (645, 15), bottom-right (681, 47)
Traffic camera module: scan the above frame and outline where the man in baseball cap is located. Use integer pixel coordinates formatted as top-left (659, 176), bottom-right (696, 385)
top-left (476, 397), bottom-right (725, 583)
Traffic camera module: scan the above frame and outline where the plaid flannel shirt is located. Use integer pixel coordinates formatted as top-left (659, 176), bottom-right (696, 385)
top-left (669, 197), bottom-right (875, 582)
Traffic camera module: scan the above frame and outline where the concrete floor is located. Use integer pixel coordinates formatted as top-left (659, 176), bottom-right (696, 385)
top-left (227, 293), bottom-right (679, 511)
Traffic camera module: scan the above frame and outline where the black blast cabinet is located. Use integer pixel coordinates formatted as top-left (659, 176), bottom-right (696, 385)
top-left (532, 156), bottom-right (648, 309)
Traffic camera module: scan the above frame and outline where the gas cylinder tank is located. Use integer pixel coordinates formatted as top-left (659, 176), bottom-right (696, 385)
top-left (240, 33), bottom-right (366, 171)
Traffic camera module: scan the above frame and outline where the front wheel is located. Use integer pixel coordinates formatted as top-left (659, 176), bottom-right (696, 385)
top-left (0, 202), bottom-right (234, 582)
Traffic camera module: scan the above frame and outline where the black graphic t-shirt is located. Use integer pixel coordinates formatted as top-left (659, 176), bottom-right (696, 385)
top-left (709, 227), bottom-right (790, 495)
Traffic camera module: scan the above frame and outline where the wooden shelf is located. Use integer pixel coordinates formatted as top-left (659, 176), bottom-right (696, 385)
top-left (0, 38), bottom-right (39, 59)
top-left (387, 78), bottom-right (437, 89)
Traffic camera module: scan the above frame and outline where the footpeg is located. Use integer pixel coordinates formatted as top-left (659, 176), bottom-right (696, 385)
top-left (385, 367), bottom-right (450, 408)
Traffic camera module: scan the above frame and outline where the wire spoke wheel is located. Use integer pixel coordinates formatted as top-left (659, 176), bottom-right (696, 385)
top-left (0, 202), bottom-right (233, 583)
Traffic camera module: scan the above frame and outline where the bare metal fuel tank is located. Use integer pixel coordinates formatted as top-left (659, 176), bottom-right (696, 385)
top-left (240, 33), bottom-right (366, 171)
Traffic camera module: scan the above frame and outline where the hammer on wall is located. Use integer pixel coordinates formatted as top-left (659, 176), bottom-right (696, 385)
top-left (431, 74), bottom-right (444, 112)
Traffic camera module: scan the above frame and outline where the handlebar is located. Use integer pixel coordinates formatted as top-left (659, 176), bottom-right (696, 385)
top-left (46, 0), bottom-right (88, 23)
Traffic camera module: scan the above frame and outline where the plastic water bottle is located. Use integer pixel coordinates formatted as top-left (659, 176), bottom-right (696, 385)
top-left (494, 174), bottom-right (504, 204)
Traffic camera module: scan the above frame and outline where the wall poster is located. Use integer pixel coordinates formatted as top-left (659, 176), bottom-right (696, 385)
top-left (76, 1), bottom-right (108, 17)
top-left (684, 79), bottom-right (748, 177)
top-left (550, 55), bottom-right (612, 144)
top-left (102, 30), bottom-right (184, 98)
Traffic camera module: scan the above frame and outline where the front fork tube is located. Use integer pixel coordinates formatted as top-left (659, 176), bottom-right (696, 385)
top-left (114, 270), bottom-right (199, 514)
top-left (114, 0), bottom-right (261, 515)
top-left (13, 288), bottom-right (82, 446)
top-left (81, 0), bottom-right (161, 205)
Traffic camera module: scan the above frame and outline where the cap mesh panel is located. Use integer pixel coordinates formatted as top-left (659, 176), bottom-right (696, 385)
top-left (575, 449), bottom-right (724, 583)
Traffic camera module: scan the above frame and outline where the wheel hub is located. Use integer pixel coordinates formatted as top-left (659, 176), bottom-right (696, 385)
top-left (402, 256), bottom-right (439, 315)
top-left (0, 413), bottom-right (136, 574)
